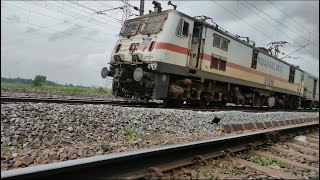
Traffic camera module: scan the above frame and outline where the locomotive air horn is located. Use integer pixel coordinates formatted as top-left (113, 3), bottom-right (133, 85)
top-left (152, 1), bottom-right (162, 13)
top-left (168, 1), bottom-right (177, 10)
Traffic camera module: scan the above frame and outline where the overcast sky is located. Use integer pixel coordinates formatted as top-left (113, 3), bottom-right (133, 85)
top-left (1, 1), bottom-right (319, 87)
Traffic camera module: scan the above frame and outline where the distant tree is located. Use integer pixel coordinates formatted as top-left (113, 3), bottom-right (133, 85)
top-left (32, 75), bottom-right (47, 87)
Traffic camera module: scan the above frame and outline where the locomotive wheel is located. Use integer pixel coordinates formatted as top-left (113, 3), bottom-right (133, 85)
top-left (292, 104), bottom-right (298, 110)
top-left (189, 100), bottom-right (206, 108)
top-left (198, 98), bottom-right (207, 108)
top-left (164, 98), bottom-right (183, 107)
top-left (208, 101), bottom-right (218, 108)
top-left (218, 100), bottom-right (227, 108)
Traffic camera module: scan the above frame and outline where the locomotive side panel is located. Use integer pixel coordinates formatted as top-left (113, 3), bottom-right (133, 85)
top-left (200, 27), bottom-right (300, 95)
top-left (304, 74), bottom-right (313, 100)
top-left (255, 52), bottom-right (299, 94)
top-left (316, 78), bottom-right (319, 101)
top-left (295, 69), bottom-right (304, 96)
top-left (304, 73), bottom-right (319, 101)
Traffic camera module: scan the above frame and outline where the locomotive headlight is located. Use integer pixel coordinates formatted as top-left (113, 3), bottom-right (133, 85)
top-left (133, 67), bottom-right (144, 81)
top-left (132, 54), bottom-right (140, 62)
top-left (132, 53), bottom-right (143, 63)
top-left (114, 55), bottom-right (122, 62)
top-left (101, 67), bottom-right (109, 79)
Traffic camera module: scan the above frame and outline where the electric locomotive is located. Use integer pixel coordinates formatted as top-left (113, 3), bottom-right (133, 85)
top-left (101, 1), bottom-right (319, 109)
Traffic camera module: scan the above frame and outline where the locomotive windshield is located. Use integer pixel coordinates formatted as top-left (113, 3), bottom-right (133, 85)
top-left (119, 14), bottom-right (167, 37)
top-left (120, 20), bottom-right (142, 36)
top-left (141, 14), bottom-right (167, 35)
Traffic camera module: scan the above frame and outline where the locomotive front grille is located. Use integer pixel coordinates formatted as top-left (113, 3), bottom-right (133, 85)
top-left (111, 64), bottom-right (154, 99)
top-left (113, 81), bottom-right (153, 99)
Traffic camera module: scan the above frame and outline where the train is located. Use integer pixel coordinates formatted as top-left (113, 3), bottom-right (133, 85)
top-left (101, 1), bottom-right (319, 109)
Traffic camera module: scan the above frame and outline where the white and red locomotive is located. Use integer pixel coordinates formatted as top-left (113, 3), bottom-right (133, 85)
top-left (101, 1), bottom-right (319, 109)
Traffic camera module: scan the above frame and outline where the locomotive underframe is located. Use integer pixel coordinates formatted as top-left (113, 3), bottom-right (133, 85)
top-left (166, 74), bottom-right (301, 109)
top-left (110, 62), bottom-right (170, 100)
top-left (106, 61), bottom-right (317, 109)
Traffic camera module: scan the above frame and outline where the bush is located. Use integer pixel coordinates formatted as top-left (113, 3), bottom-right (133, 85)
top-left (32, 75), bottom-right (46, 87)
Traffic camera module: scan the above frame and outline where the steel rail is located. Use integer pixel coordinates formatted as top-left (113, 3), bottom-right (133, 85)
top-left (0, 96), bottom-right (147, 105)
top-left (1, 96), bottom-right (318, 112)
top-left (1, 121), bottom-right (318, 180)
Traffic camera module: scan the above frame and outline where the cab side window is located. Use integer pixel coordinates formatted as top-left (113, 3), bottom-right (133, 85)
top-left (251, 50), bottom-right (259, 69)
top-left (213, 33), bottom-right (229, 51)
top-left (176, 19), bottom-right (189, 38)
top-left (210, 54), bottom-right (227, 71)
top-left (213, 34), bottom-right (221, 48)
top-left (289, 66), bottom-right (295, 83)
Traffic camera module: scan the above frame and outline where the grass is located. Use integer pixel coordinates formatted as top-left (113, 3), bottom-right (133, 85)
top-left (248, 156), bottom-right (286, 168)
top-left (1, 82), bottom-right (111, 94)
top-left (195, 168), bottom-right (214, 179)
top-left (1, 144), bottom-right (10, 156)
top-left (1, 82), bottom-right (31, 88)
top-left (120, 127), bottom-right (140, 142)
top-left (118, 127), bottom-right (151, 142)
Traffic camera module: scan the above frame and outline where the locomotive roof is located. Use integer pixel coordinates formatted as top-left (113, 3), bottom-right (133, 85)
top-left (130, 9), bottom-right (317, 77)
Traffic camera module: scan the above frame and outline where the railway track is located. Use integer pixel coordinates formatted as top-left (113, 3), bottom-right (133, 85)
top-left (0, 95), bottom-right (141, 105)
top-left (1, 120), bottom-right (319, 180)
top-left (1, 96), bottom-right (318, 112)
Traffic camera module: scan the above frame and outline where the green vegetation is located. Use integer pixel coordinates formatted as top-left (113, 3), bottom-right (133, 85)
top-left (195, 168), bottom-right (214, 179)
top-left (2, 82), bottom-right (111, 94)
top-left (119, 127), bottom-right (147, 142)
top-left (1, 144), bottom-right (10, 156)
top-left (121, 127), bottom-right (140, 142)
top-left (32, 75), bottom-right (47, 87)
top-left (248, 156), bottom-right (286, 168)
top-left (1, 76), bottom-right (111, 94)
top-left (1, 82), bottom-right (31, 88)
top-left (1, 77), bottom-right (59, 86)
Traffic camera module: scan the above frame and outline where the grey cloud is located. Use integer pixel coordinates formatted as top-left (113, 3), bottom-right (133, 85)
top-left (47, 24), bottom-right (84, 42)
top-left (88, 29), bottom-right (100, 37)
top-left (10, 14), bottom-right (21, 22)
top-left (25, 26), bottom-right (37, 33)
top-left (279, 1), bottom-right (319, 29)
top-left (63, 19), bottom-right (70, 24)
top-left (275, 1), bottom-right (319, 60)
top-left (1, 1), bottom-right (318, 87)
top-left (3, 14), bottom-right (21, 24)
top-left (295, 44), bottom-right (319, 60)
top-left (179, 1), bottom-right (271, 25)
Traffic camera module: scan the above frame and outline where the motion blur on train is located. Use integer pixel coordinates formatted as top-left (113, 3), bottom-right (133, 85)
top-left (101, 1), bottom-right (319, 109)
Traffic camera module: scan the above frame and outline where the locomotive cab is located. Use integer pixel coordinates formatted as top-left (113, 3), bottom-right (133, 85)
top-left (101, 2), bottom-right (197, 100)
top-left (102, 13), bottom-right (169, 99)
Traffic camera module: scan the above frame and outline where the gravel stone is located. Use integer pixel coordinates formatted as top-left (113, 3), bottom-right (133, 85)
top-left (1, 102), bottom-right (318, 170)
top-left (268, 165), bottom-right (281, 170)
top-left (12, 153), bottom-right (18, 158)
top-left (12, 160), bottom-right (22, 168)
